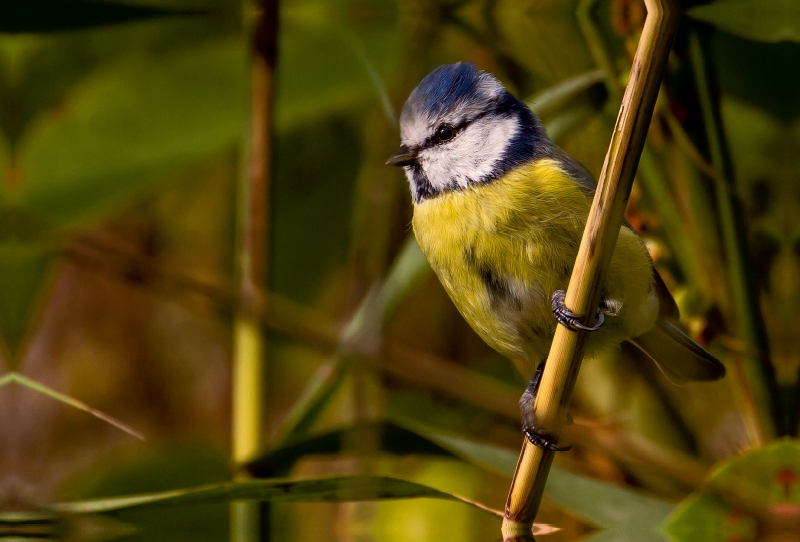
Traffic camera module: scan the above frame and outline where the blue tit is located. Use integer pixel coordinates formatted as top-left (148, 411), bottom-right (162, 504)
top-left (386, 62), bottom-right (725, 450)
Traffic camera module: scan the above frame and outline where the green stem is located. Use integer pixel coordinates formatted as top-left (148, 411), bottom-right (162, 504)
top-left (689, 30), bottom-right (778, 441)
top-left (232, 0), bottom-right (278, 539)
top-left (2, 372), bottom-right (143, 440)
top-left (576, 0), bottom-right (622, 103)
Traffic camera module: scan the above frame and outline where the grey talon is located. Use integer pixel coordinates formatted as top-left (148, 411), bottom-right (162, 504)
top-left (523, 428), bottom-right (572, 452)
top-left (551, 290), bottom-right (605, 332)
top-left (519, 362), bottom-right (571, 452)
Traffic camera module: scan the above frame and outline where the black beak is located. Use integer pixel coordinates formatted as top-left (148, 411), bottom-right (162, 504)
top-left (386, 145), bottom-right (418, 167)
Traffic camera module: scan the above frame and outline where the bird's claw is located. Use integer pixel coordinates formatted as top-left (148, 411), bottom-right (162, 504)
top-left (523, 427), bottom-right (572, 451)
top-left (520, 363), bottom-right (572, 452)
top-left (551, 290), bottom-right (605, 332)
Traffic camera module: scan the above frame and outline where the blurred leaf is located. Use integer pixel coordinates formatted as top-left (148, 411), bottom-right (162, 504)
top-left (494, 0), bottom-right (595, 92)
top-left (271, 353), bottom-right (351, 444)
top-left (0, 132), bottom-right (7, 202)
top-left (273, 235), bottom-right (430, 443)
top-left (0, 510), bottom-right (134, 541)
top-left (391, 414), bottom-right (518, 477)
top-left (389, 405), bottom-right (674, 537)
top-left (15, 37), bottom-right (246, 223)
top-left (0, 0), bottom-right (192, 34)
top-left (2, 373), bottom-right (144, 439)
top-left (544, 468), bottom-right (673, 538)
top-left (528, 69), bottom-right (604, 115)
top-left (368, 460), bottom-right (509, 542)
top-left (666, 440), bottom-right (800, 542)
top-left (57, 444), bottom-right (231, 542)
top-left (246, 421), bottom-right (453, 478)
top-left (544, 103), bottom-right (598, 144)
top-left (0, 15), bottom-right (239, 140)
top-left (0, 242), bottom-right (50, 354)
top-left (271, 116), bottom-right (361, 301)
top-left (54, 476), bottom-right (501, 516)
top-left (688, 0), bottom-right (800, 44)
top-left (710, 32), bottom-right (800, 120)
top-left (276, 0), bottom-right (399, 131)
top-left (344, 235), bottom-right (430, 339)
top-left (721, 97), bottom-right (784, 194)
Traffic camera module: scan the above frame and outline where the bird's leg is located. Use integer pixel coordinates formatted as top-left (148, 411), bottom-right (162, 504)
top-left (551, 290), bottom-right (606, 332)
top-left (519, 362), bottom-right (572, 452)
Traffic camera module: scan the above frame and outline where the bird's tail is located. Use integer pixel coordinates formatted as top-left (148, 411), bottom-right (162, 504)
top-left (629, 319), bottom-right (726, 384)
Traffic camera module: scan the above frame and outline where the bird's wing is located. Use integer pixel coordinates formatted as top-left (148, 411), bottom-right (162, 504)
top-left (652, 270), bottom-right (680, 319)
top-left (551, 144), bottom-right (680, 319)
top-left (630, 319), bottom-right (725, 383)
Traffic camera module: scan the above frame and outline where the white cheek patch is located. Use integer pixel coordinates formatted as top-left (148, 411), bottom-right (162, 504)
top-left (419, 116), bottom-right (520, 192)
top-left (402, 167), bottom-right (415, 187)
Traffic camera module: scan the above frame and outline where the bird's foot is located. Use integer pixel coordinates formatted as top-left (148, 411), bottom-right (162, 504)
top-left (519, 362), bottom-right (572, 452)
top-left (523, 427), bottom-right (572, 452)
top-left (551, 290), bottom-right (605, 332)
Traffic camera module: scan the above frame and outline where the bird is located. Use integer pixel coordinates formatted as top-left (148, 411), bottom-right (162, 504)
top-left (386, 62), bottom-right (725, 451)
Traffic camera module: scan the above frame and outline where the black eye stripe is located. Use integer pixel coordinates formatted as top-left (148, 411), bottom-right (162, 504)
top-left (419, 104), bottom-right (503, 150)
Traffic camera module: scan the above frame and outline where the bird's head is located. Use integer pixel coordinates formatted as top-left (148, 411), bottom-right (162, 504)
top-left (387, 62), bottom-right (545, 203)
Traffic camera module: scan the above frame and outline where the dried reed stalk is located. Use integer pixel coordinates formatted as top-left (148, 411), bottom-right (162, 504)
top-left (502, 0), bottom-right (679, 534)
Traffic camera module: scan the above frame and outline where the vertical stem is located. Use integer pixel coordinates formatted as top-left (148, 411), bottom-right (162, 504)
top-left (576, 0), bottom-right (622, 104)
top-left (689, 31), bottom-right (777, 441)
top-left (232, 0), bottom-right (278, 540)
top-left (502, 0), bottom-right (678, 534)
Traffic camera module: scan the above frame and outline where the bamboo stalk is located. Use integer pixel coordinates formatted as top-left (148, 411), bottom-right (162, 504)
top-left (231, 0), bottom-right (278, 540)
top-left (501, 0), bottom-right (678, 535)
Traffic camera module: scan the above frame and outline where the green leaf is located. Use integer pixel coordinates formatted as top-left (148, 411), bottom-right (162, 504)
top-left (2, 373), bottom-right (144, 439)
top-left (544, 468), bottom-right (673, 537)
top-left (666, 440), bottom-right (800, 542)
top-left (391, 415), bottom-right (519, 478)
top-left (56, 443), bottom-right (233, 542)
top-left (721, 97), bottom-right (784, 192)
top-left (276, 0), bottom-right (400, 131)
top-left (53, 476), bottom-right (501, 516)
top-left (494, 0), bottom-right (596, 90)
top-left (0, 16), bottom-right (239, 140)
top-left (528, 69), bottom-right (604, 115)
top-left (389, 408), bottom-right (674, 537)
top-left (687, 0), bottom-right (800, 43)
top-left (246, 421), bottom-right (453, 478)
top-left (16, 37), bottom-right (247, 223)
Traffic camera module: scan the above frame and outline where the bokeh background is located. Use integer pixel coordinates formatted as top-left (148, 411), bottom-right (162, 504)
top-left (2, 0), bottom-right (799, 540)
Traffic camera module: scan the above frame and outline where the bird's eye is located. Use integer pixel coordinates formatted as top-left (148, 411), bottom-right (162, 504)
top-left (437, 124), bottom-right (454, 142)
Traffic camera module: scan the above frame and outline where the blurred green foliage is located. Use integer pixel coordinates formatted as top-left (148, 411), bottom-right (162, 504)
top-left (2, 0), bottom-right (800, 541)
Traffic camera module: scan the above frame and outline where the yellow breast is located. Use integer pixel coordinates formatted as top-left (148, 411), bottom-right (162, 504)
top-left (412, 158), bottom-right (657, 368)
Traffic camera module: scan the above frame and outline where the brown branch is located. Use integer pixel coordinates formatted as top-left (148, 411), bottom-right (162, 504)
top-left (61, 232), bottom-right (523, 421)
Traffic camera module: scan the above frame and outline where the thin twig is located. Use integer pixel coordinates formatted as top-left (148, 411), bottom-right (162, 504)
top-left (1, 372), bottom-right (144, 440)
